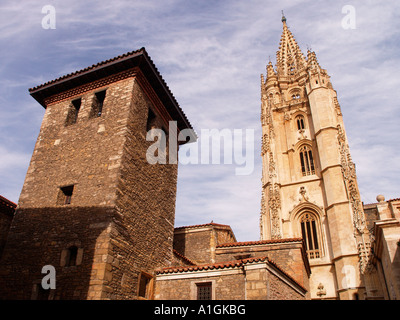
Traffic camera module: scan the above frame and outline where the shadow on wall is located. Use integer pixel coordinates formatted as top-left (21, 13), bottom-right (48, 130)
top-left (0, 206), bottom-right (114, 300)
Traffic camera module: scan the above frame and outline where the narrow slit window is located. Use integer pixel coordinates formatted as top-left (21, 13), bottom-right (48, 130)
top-left (90, 90), bottom-right (106, 118)
top-left (300, 152), bottom-right (306, 174)
top-left (308, 150), bottom-right (315, 173)
top-left (67, 246), bottom-right (78, 266)
top-left (65, 98), bottom-right (81, 126)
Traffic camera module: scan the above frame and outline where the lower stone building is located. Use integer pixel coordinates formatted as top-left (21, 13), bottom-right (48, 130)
top-left (155, 256), bottom-right (308, 300)
top-left (0, 195), bottom-right (16, 260)
top-left (154, 223), bottom-right (310, 300)
top-left (363, 196), bottom-right (400, 300)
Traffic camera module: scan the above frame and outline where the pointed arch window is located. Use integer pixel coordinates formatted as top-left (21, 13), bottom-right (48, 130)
top-left (299, 145), bottom-right (315, 176)
top-left (296, 115), bottom-right (305, 130)
top-left (300, 213), bottom-right (321, 259)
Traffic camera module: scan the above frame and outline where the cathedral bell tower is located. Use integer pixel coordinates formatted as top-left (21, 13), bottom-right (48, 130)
top-left (259, 16), bottom-right (371, 299)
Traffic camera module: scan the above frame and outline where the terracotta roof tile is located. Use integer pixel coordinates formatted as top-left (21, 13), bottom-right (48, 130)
top-left (156, 256), bottom-right (270, 275)
top-left (216, 237), bottom-right (303, 248)
top-left (174, 222), bottom-right (232, 231)
top-left (29, 48), bottom-right (145, 92)
top-left (0, 195), bottom-right (17, 209)
top-left (156, 255), bottom-right (307, 292)
top-left (28, 47), bottom-right (194, 135)
top-left (172, 249), bottom-right (197, 266)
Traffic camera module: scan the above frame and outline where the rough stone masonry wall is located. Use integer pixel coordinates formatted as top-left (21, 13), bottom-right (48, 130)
top-left (245, 266), bottom-right (306, 300)
top-left (0, 206), bottom-right (114, 299)
top-left (174, 229), bottom-right (214, 264)
top-left (156, 273), bottom-right (246, 300)
top-left (18, 77), bottom-right (135, 208)
top-left (215, 243), bottom-right (310, 291)
top-left (0, 202), bottom-right (14, 259)
top-left (174, 227), bottom-right (237, 265)
top-left (0, 76), bottom-right (136, 299)
top-left (155, 265), bottom-right (306, 300)
top-left (106, 79), bottom-right (178, 299)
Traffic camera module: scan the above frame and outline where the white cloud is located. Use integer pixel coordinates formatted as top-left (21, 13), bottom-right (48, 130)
top-left (0, 0), bottom-right (399, 242)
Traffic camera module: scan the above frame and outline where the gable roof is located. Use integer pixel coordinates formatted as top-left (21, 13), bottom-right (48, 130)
top-left (172, 249), bottom-right (196, 266)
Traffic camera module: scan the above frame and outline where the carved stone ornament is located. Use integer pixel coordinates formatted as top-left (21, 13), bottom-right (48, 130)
top-left (284, 111), bottom-right (291, 121)
top-left (333, 97), bottom-right (342, 116)
top-left (337, 124), bottom-right (373, 274)
top-left (299, 186), bottom-right (309, 202)
top-left (317, 283), bottom-right (326, 297)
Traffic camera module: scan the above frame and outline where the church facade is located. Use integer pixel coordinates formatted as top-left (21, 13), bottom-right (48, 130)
top-left (0, 17), bottom-right (399, 300)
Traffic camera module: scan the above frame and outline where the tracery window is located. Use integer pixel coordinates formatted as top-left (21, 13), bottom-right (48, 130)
top-left (300, 212), bottom-right (321, 259)
top-left (299, 145), bottom-right (315, 176)
top-left (292, 93), bottom-right (301, 100)
top-left (296, 115), bottom-right (305, 130)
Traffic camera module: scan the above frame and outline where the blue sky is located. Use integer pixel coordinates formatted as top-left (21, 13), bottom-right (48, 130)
top-left (0, 1), bottom-right (399, 241)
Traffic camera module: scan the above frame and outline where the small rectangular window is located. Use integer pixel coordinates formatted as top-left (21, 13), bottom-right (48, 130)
top-left (57, 185), bottom-right (74, 205)
top-left (65, 98), bottom-right (81, 126)
top-left (197, 282), bottom-right (212, 300)
top-left (90, 90), bottom-right (106, 118)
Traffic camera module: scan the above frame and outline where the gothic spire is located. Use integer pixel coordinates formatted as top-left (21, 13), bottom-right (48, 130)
top-left (275, 15), bottom-right (307, 77)
top-left (307, 49), bottom-right (322, 71)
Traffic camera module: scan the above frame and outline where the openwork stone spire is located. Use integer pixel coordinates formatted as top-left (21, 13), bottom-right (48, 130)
top-left (276, 16), bottom-right (307, 77)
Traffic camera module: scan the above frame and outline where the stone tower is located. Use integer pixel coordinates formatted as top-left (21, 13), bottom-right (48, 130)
top-left (0, 48), bottom-right (194, 299)
top-left (259, 16), bottom-right (371, 299)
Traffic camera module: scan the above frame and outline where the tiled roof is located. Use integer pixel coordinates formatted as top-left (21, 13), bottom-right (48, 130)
top-left (156, 256), bottom-right (307, 292)
top-left (172, 249), bottom-right (196, 266)
top-left (174, 222), bottom-right (232, 231)
top-left (0, 195), bottom-right (17, 209)
top-left (29, 49), bottom-right (144, 92)
top-left (157, 256), bottom-right (270, 275)
top-left (216, 237), bottom-right (303, 248)
top-left (388, 198), bottom-right (400, 202)
top-left (28, 47), bottom-right (194, 133)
